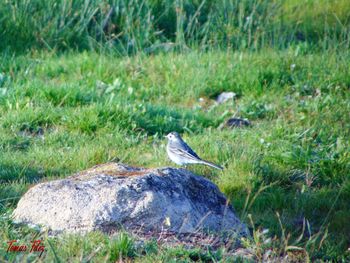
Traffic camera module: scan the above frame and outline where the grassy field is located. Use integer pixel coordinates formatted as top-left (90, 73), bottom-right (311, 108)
top-left (1, 0), bottom-right (350, 52)
top-left (0, 0), bottom-right (350, 261)
top-left (0, 49), bottom-right (349, 261)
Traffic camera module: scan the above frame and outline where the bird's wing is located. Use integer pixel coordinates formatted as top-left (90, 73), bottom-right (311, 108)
top-left (182, 141), bottom-right (201, 159)
top-left (168, 145), bottom-right (201, 161)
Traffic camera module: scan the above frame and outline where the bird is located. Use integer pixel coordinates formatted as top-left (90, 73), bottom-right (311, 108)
top-left (165, 132), bottom-right (223, 170)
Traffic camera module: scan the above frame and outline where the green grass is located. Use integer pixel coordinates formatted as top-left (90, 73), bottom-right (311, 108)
top-left (1, 1), bottom-right (349, 261)
top-left (0, 48), bottom-right (349, 261)
top-left (1, 0), bottom-right (350, 52)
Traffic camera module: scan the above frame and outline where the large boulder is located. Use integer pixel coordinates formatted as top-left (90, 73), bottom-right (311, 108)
top-left (13, 163), bottom-right (248, 237)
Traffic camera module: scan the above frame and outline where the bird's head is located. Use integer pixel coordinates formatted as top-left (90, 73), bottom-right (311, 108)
top-left (165, 132), bottom-right (181, 142)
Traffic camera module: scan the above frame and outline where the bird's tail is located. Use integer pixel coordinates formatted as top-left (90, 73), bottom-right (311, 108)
top-left (200, 160), bottom-right (223, 170)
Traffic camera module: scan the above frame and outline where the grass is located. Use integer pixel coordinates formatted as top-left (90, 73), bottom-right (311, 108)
top-left (1, 1), bottom-right (350, 261)
top-left (0, 48), bottom-right (349, 261)
top-left (1, 0), bottom-right (350, 52)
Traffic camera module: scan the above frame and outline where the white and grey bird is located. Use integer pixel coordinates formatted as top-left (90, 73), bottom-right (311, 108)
top-left (165, 132), bottom-right (223, 170)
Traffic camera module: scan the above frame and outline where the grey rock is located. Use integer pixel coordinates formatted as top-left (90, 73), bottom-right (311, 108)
top-left (223, 117), bottom-right (251, 128)
top-left (216, 92), bottom-right (236, 104)
top-left (13, 163), bottom-right (248, 237)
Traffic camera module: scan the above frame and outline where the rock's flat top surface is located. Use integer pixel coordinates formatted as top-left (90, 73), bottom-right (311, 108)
top-left (13, 163), bottom-right (248, 237)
